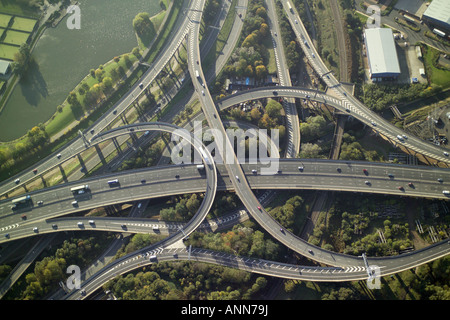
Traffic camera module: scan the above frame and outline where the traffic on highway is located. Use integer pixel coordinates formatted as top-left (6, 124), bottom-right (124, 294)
top-left (0, 0), bottom-right (449, 301)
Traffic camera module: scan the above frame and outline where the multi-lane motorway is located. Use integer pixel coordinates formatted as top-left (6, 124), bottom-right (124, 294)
top-left (1, 158), bottom-right (449, 244)
top-left (1, 0), bottom-right (450, 299)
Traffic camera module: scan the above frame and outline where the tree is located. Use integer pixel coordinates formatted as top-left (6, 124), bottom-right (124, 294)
top-left (259, 22), bottom-right (269, 36)
top-left (132, 12), bottom-right (154, 36)
top-left (67, 91), bottom-right (80, 107)
top-left (102, 76), bottom-right (113, 91)
top-left (255, 64), bottom-right (267, 80)
top-left (250, 108), bottom-right (261, 122)
top-left (186, 194), bottom-right (200, 214)
top-left (255, 6), bottom-right (267, 18)
top-left (258, 113), bottom-right (277, 129)
top-left (94, 68), bottom-right (104, 81)
top-left (12, 43), bottom-right (31, 75)
top-left (244, 64), bottom-right (254, 77)
top-left (265, 99), bottom-right (282, 118)
top-left (284, 280), bottom-right (297, 293)
top-left (132, 47), bottom-right (141, 59)
top-left (242, 33), bottom-right (257, 48)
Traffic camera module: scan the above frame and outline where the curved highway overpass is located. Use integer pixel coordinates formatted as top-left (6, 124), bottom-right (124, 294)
top-left (2, 0), bottom-right (450, 300)
top-left (278, 1), bottom-right (450, 165)
top-left (63, 237), bottom-right (450, 300)
top-left (216, 86), bottom-right (450, 165)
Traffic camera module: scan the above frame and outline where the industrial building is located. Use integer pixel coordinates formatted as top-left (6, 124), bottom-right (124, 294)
top-left (364, 28), bottom-right (401, 81)
top-left (0, 60), bottom-right (11, 77)
top-left (422, 0), bottom-right (450, 34)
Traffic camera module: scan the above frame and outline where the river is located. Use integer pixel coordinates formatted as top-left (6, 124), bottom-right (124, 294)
top-left (0, 0), bottom-right (160, 141)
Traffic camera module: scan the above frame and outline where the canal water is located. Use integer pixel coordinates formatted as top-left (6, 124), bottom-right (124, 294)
top-left (0, 0), bottom-right (160, 141)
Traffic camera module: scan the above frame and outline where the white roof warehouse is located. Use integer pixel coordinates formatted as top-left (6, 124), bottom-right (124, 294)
top-left (364, 28), bottom-right (401, 81)
top-left (422, 0), bottom-right (450, 34)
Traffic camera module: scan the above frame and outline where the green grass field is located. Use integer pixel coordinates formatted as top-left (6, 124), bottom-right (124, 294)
top-left (0, 43), bottom-right (19, 60)
top-left (0, 0), bottom-right (40, 17)
top-left (423, 45), bottom-right (450, 88)
top-left (0, 13), bottom-right (12, 28)
top-left (10, 16), bottom-right (37, 32)
top-left (3, 29), bottom-right (30, 45)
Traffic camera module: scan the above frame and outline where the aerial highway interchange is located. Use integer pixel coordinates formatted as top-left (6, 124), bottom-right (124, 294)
top-left (0, 0), bottom-right (449, 300)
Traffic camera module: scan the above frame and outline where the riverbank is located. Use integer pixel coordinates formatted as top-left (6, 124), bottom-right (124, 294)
top-left (0, 0), bottom-right (75, 115)
top-left (0, 0), bottom-right (180, 181)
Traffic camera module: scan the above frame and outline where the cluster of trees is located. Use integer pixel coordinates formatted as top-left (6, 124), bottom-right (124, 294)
top-left (104, 261), bottom-right (269, 300)
top-left (67, 64), bottom-right (120, 113)
top-left (314, 208), bottom-right (412, 257)
top-left (381, 256), bottom-right (450, 300)
top-left (224, 99), bottom-right (286, 152)
top-left (222, 0), bottom-right (270, 81)
top-left (312, 195), bottom-right (414, 256)
top-left (119, 135), bottom-right (166, 171)
top-left (0, 265), bottom-right (12, 284)
top-left (152, 192), bottom-right (250, 225)
top-left (275, 1), bottom-right (303, 72)
top-left (223, 46), bottom-right (268, 80)
top-left (208, 192), bottom-right (241, 219)
top-left (116, 233), bottom-right (163, 257)
top-left (188, 224), bottom-right (280, 260)
top-left (3, 235), bottom-right (111, 300)
top-left (0, 123), bottom-right (49, 171)
top-left (339, 132), bottom-right (383, 162)
top-left (298, 143), bottom-right (324, 158)
top-left (284, 254), bottom-right (450, 300)
top-left (73, 53), bottom-right (138, 112)
top-left (224, 98), bottom-right (286, 131)
top-left (256, 99), bottom-right (285, 138)
top-left (342, 5), bottom-right (364, 82)
top-left (159, 193), bottom-right (202, 222)
top-left (300, 115), bottom-right (327, 142)
top-left (361, 83), bottom-right (442, 112)
top-left (268, 195), bottom-right (304, 232)
top-left (346, 219), bottom-right (412, 256)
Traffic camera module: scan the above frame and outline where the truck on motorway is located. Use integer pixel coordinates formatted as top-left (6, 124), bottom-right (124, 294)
top-left (11, 195), bottom-right (31, 210)
top-left (70, 185), bottom-right (89, 194)
top-left (195, 70), bottom-right (199, 78)
top-left (149, 255), bottom-right (157, 262)
top-left (396, 135), bottom-right (404, 142)
top-left (287, 1), bottom-right (293, 13)
top-left (107, 179), bottom-right (119, 185)
top-left (12, 195), bottom-right (31, 205)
